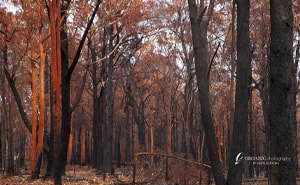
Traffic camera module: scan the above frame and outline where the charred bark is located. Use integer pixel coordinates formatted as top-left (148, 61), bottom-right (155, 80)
top-left (268, 0), bottom-right (296, 184)
top-left (188, 0), bottom-right (226, 184)
top-left (227, 0), bottom-right (251, 184)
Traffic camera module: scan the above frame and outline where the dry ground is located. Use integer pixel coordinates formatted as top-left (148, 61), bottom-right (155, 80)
top-left (0, 165), bottom-right (299, 185)
top-left (0, 166), bottom-right (108, 185)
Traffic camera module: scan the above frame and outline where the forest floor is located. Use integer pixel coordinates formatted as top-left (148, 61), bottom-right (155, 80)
top-left (0, 165), bottom-right (113, 185)
top-left (0, 165), bottom-right (299, 185)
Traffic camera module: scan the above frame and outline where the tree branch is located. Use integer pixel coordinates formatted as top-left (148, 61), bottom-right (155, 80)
top-left (66, 0), bottom-right (102, 79)
top-left (207, 41), bottom-right (220, 77)
top-left (69, 67), bottom-right (88, 113)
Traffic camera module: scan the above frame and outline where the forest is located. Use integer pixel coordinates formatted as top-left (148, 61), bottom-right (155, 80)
top-left (0, 0), bottom-right (299, 185)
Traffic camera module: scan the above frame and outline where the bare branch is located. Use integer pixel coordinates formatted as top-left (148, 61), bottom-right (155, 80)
top-left (66, 0), bottom-right (102, 78)
top-left (69, 67), bottom-right (88, 113)
top-left (207, 41), bottom-right (221, 77)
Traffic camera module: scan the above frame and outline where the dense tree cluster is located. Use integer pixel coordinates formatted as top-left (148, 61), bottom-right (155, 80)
top-left (0, 0), bottom-right (299, 184)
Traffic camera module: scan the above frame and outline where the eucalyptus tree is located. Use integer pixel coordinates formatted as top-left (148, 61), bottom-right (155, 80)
top-left (188, 0), bottom-right (226, 184)
top-left (227, 0), bottom-right (251, 184)
top-left (268, 0), bottom-right (296, 184)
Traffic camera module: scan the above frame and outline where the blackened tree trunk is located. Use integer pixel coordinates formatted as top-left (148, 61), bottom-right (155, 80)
top-left (89, 27), bottom-right (107, 172)
top-left (227, 0), bottom-right (251, 184)
top-left (7, 99), bottom-right (14, 175)
top-left (98, 62), bottom-right (107, 171)
top-left (4, 42), bottom-right (14, 175)
top-left (106, 25), bottom-right (114, 175)
top-left (183, 63), bottom-right (196, 159)
top-left (248, 87), bottom-right (254, 178)
top-left (91, 44), bottom-right (99, 169)
top-left (60, 17), bottom-right (71, 177)
top-left (125, 105), bottom-right (131, 167)
top-left (0, 52), bottom-right (4, 170)
top-left (125, 78), bottom-right (146, 150)
top-left (46, 69), bottom-right (55, 177)
top-left (295, 28), bottom-right (300, 172)
top-left (56, 0), bottom-right (102, 179)
top-left (268, 0), bottom-right (296, 184)
top-left (187, 0), bottom-right (226, 185)
top-left (177, 6), bottom-right (194, 158)
top-left (114, 122), bottom-right (121, 168)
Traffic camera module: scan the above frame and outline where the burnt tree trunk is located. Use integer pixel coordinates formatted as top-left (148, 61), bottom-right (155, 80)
top-left (89, 38), bottom-right (105, 171)
top-left (63, 0), bottom-right (102, 175)
top-left (106, 24), bottom-right (115, 175)
top-left (227, 0), bottom-right (251, 184)
top-left (188, 0), bottom-right (226, 184)
top-left (49, 0), bottom-right (62, 184)
top-left (268, 0), bottom-right (296, 184)
top-left (60, 6), bottom-right (71, 176)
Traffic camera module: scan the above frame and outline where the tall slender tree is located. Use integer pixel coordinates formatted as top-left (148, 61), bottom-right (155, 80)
top-left (48, 0), bottom-right (62, 184)
top-left (47, 0), bottom-right (102, 183)
top-left (227, 0), bottom-right (251, 184)
top-left (187, 0), bottom-right (226, 184)
top-left (35, 0), bottom-right (46, 176)
top-left (30, 53), bottom-right (38, 176)
top-left (268, 0), bottom-right (296, 184)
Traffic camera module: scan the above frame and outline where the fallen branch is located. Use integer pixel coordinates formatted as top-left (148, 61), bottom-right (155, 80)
top-left (132, 152), bottom-right (211, 184)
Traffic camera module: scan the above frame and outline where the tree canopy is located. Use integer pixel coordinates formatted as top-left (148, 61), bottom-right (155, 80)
top-left (0, 0), bottom-right (299, 184)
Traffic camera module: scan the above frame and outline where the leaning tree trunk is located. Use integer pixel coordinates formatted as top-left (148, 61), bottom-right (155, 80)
top-left (188, 0), bottom-right (226, 185)
top-left (268, 0), bottom-right (296, 184)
